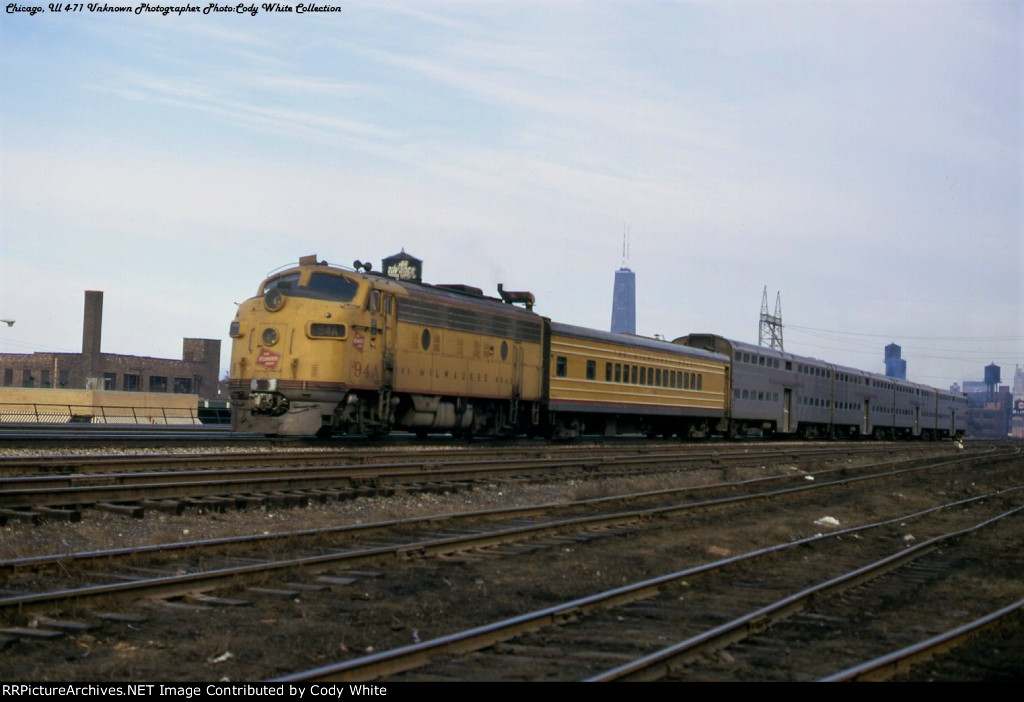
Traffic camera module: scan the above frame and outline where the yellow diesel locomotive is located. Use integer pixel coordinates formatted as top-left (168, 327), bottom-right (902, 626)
top-left (229, 255), bottom-right (546, 437)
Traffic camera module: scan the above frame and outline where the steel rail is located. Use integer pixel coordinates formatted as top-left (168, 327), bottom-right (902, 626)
top-left (0, 443), bottom-right (994, 511)
top-left (587, 504), bottom-right (1024, 681)
top-left (819, 597), bottom-right (1024, 682)
top-left (2, 459), bottom-right (1014, 616)
top-left (0, 449), bottom-right (1004, 574)
top-left (271, 496), bottom-right (1024, 683)
top-left (0, 439), bottom-right (961, 476)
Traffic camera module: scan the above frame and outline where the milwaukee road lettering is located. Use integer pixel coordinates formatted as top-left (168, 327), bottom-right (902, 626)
top-left (256, 349), bottom-right (280, 370)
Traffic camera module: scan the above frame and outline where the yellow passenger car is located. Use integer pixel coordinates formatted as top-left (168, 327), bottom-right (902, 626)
top-left (547, 323), bottom-right (729, 437)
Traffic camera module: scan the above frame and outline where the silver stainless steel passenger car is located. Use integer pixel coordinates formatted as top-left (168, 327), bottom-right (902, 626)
top-left (674, 334), bottom-right (966, 440)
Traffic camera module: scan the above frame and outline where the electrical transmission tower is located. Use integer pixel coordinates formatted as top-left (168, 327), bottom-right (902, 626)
top-left (759, 287), bottom-right (784, 350)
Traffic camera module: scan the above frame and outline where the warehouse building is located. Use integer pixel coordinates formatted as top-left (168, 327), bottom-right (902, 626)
top-left (0, 291), bottom-right (221, 401)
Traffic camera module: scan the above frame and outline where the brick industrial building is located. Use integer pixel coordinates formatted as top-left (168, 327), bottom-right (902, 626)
top-left (0, 291), bottom-right (221, 401)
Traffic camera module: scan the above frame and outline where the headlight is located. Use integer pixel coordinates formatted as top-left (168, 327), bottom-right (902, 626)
top-left (264, 289), bottom-right (285, 311)
top-left (262, 327), bottom-right (279, 346)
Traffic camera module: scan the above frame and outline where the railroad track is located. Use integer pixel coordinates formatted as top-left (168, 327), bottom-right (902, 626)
top-left (0, 444), bottom-right (1002, 577)
top-left (828, 597), bottom-right (1024, 682)
top-left (0, 424), bottom-right (244, 445)
top-left (0, 445), bottom-right (1019, 680)
top-left (277, 491), bottom-right (1024, 682)
top-left (0, 442), bottom-right (967, 521)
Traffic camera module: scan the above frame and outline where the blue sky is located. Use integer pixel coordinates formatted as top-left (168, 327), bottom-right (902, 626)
top-left (1, 1), bottom-right (1021, 390)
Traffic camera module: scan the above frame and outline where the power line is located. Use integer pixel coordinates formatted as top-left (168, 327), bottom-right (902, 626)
top-left (785, 323), bottom-right (1022, 343)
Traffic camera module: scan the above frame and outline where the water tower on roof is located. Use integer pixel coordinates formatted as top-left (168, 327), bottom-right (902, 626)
top-left (382, 250), bottom-right (423, 283)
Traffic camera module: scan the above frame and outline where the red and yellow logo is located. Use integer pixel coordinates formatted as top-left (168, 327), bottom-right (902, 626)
top-left (256, 348), bottom-right (281, 370)
top-left (352, 331), bottom-right (365, 352)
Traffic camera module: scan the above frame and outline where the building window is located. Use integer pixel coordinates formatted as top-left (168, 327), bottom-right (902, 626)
top-left (103, 373), bottom-right (117, 391)
top-left (4, 369), bottom-right (13, 387)
top-left (174, 377), bottom-right (193, 394)
top-left (124, 374), bottom-right (140, 392)
top-left (41, 370), bottom-right (51, 388)
top-left (149, 376), bottom-right (168, 392)
top-left (22, 370), bottom-right (34, 388)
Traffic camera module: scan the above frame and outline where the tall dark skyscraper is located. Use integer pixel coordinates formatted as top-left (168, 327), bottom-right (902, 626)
top-left (606, 240), bottom-right (630, 333)
top-left (610, 266), bottom-right (636, 334)
top-left (885, 342), bottom-right (907, 380)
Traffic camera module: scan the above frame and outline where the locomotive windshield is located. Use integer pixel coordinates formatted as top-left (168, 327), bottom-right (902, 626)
top-left (263, 273), bottom-right (300, 293)
top-left (261, 271), bottom-right (360, 303)
top-left (306, 272), bottom-right (360, 301)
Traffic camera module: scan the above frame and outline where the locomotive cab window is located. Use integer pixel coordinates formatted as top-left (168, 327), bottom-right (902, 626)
top-left (263, 272), bottom-right (360, 303)
top-left (306, 273), bottom-right (360, 302)
top-left (262, 273), bottom-right (300, 293)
